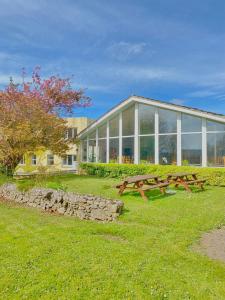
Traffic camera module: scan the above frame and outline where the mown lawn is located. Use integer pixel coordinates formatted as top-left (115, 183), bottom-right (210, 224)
top-left (0, 174), bottom-right (225, 299)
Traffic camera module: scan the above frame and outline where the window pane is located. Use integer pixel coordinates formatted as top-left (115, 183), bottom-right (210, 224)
top-left (207, 133), bottom-right (225, 166)
top-left (98, 139), bottom-right (106, 163)
top-left (89, 130), bottom-right (96, 139)
top-left (139, 104), bottom-right (155, 134)
top-left (182, 134), bottom-right (202, 165)
top-left (122, 137), bottom-right (134, 163)
top-left (109, 138), bottom-right (119, 163)
top-left (98, 124), bottom-right (107, 138)
top-left (122, 105), bottom-right (134, 136)
top-left (140, 136), bottom-right (155, 164)
top-left (82, 140), bottom-right (87, 161)
top-left (207, 120), bottom-right (225, 132)
top-left (159, 135), bottom-right (177, 165)
top-left (159, 109), bottom-right (177, 133)
top-left (67, 155), bottom-right (73, 165)
top-left (88, 140), bottom-right (96, 162)
top-left (47, 154), bottom-right (54, 165)
top-left (109, 115), bottom-right (119, 137)
top-left (182, 114), bottom-right (202, 132)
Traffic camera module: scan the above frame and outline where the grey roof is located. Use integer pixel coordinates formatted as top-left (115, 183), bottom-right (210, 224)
top-left (79, 94), bottom-right (225, 137)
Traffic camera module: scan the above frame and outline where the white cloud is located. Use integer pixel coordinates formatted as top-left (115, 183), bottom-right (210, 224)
top-left (107, 41), bottom-right (148, 61)
top-left (170, 98), bottom-right (186, 106)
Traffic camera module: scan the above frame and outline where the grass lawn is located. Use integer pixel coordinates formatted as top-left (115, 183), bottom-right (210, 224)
top-left (0, 174), bottom-right (225, 299)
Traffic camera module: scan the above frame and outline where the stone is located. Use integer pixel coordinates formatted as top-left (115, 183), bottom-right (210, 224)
top-left (0, 183), bottom-right (124, 222)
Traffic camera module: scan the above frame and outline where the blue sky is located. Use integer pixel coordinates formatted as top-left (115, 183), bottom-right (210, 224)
top-left (1, 0), bottom-right (225, 119)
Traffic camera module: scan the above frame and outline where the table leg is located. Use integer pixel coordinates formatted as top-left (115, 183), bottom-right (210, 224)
top-left (118, 183), bottom-right (127, 195)
top-left (136, 181), bottom-right (148, 201)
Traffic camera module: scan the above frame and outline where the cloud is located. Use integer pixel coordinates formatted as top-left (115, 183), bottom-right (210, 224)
top-left (170, 98), bottom-right (187, 106)
top-left (107, 41), bottom-right (148, 61)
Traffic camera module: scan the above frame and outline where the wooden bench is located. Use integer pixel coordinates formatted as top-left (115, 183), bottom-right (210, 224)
top-left (167, 172), bottom-right (206, 192)
top-left (116, 174), bottom-right (170, 201)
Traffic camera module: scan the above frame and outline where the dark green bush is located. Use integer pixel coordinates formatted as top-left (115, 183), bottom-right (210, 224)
top-left (80, 163), bottom-right (225, 187)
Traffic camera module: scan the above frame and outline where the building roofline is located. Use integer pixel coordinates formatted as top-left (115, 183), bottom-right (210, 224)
top-left (78, 95), bottom-right (225, 137)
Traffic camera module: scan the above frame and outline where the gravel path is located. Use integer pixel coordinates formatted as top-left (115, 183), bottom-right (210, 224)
top-left (194, 227), bottom-right (225, 263)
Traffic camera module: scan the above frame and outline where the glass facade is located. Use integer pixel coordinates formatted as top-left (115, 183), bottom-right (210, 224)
top-left (98, 139), bottom-right (107, 163)
top-left (159, 135), bottom-right (177, 165)
top-left (109, 138), bottom-right (119, 163)
top-left (122, 137), bottom-right (134, 164)
top-left (81, 102), bottom-right (225, 167)
top-left (140, 136), bottom-right (155, 164)
top-left (182, 134), bottom-right (202, 165)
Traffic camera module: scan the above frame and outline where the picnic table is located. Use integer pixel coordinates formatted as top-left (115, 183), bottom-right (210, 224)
top-left (116, 174), bottom-right (169, 201)
top-left (167, 172), bottom-right (206, 192)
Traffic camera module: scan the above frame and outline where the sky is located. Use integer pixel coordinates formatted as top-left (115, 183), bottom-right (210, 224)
top-left (1, 0), bottom-right (225, 119)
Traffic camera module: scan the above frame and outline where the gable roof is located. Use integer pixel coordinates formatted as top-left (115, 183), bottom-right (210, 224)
top-left (79, 95), bottom-right (225, 137)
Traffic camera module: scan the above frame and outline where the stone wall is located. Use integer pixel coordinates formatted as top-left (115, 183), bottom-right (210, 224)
top-left (0, 184), bottom-right (124, 222)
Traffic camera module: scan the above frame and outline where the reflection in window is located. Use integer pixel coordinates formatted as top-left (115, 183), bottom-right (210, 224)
top-left (109, 115), bottom-right (119, 137)
top-left (140, 136), bottom-right (155, 164)
top-left (88, 140), bottom-right (96, 162)
top-left (89, 130), bottom-right (96, 139)
top-left (109, 138), bottom-right (119, 163)
top-left (122, 105), bottom-right (134, 136)
top-left (182, 114), bottom-right (202, 132)
top-left (47, 154), bottom-right (54, 165)
top-left (207, 133), bottom-right (225, 166)
top-left (81, 140), bottom-right (87, 161)
top-left (98, 139), bottom-right (107, 163)
top-left (98, 124), bottom-right (107, 138)
top-left (207, 120), bottom-right (225, 132)
top-left (159, 109), bottom-right (177, 133)
top-left (139, 104), bottom-right (155, 135)
top-left (182, 134), bottom-right (202, 165)
top-left (159, 135), bottom-right (177, 165)
top-left (122, 137), bottom-right (134, 163)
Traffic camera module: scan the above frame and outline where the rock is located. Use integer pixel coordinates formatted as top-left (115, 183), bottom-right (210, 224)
top-left (0, 183), bottom-right (124, 222)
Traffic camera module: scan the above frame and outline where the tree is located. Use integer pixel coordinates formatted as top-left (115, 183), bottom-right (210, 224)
top-left (0, 67), bottom-right (90, 175)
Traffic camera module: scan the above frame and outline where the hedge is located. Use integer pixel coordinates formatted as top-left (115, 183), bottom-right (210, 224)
top-left (80, 163), bottom-right (225, 187)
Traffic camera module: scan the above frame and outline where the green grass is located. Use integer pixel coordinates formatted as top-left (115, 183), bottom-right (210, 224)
top-left (0, 174), bottom-right (225, 299)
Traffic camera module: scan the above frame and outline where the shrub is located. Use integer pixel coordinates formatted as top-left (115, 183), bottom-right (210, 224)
top-left (80, 163), bottom-right (225, 187)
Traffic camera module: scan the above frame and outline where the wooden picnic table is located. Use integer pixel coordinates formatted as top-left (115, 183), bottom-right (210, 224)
top-left (167, 172), bottom-right (206, 192)
top-left (116, 174), bottom-right (169, 201)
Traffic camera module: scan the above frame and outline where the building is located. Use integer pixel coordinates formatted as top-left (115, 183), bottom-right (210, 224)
top-left (79, 95), bottom-right (225, 167)
top-left (15, 117), bottom-right (93, 175)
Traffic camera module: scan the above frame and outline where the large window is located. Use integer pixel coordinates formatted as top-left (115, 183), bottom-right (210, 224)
top-left (88, 140), bottom-right (96, 162)
top-left (207, 133), bottom-right (225, 166)
top-left (89, 130), bottom-right (96, 139)
top-left (81, 140), bottom-right (87, 162)
top-left (122, 137), bottom-right (134, 163)
top-left (109, 115), bottom-right (119, 137)
top-left (207, 121), bottom-right (225, 132)
top-left (98, 124), bottom-right (107, 138)
top-left (140, 136), bottom-right (155, 164)
top-left (182, 114), bottom-right (202, 132)
top-left (109, 138), bottom-right (119, 163)
top-left (122, 106), bottom-right (134, 136)
top-left (182, 134), bottom-right (202, 165)
top-left (139, 104), bottom-right (155, 134)
top-left (159, 135), bottom-right (177, 165)
top-left (98, 139), bottom-right (107, 163)
top-left (159, 109), bottom-right (177, 133)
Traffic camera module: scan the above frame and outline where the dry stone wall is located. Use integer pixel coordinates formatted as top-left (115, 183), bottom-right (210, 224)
top-left (0, 184), bottom-right (124, 222)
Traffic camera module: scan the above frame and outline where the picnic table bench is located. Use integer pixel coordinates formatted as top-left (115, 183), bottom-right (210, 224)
top-left (116, 174), bottom-right (169, 201)
top-left (167, 172), bottom-right (206, 192)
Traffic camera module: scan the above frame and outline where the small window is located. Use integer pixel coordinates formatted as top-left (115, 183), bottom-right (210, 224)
top-left (62, 155), bottom-right (76, 166)
top-left (65, 127), bottom-right (78, 139)
top-left (47, 154), bottom-right (54, 165)
top-left (31, 154), bottom-right (37, 165)
top-left (19, 156), bottom-right (25, 165)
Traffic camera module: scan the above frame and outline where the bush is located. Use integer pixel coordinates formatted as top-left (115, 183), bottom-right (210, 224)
top-left (80, 163), bottom-right (225, 187)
